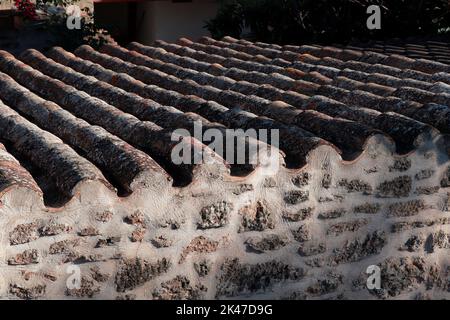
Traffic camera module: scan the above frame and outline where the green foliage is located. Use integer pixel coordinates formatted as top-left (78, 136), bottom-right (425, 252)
top-left (204, 1), bottom-right (244, 39)
top-left (13, 0), bottom-right (114, 51)
top-left (37, 0), bottom-right (74, 7)
top-left (42, 7), bottom-right (113, 51)
top-left (205, 0), bottom-right (450, 44)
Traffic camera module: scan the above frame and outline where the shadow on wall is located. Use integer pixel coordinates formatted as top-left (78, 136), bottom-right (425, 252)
top-left (94, 1), bottom-right (133, 44)
top-left (0, 29), bottom-right (58, 56)
top-left (135, 0), bottom-right (219, 44)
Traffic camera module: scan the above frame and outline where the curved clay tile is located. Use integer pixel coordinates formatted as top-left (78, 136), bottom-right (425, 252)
top-left (1, 38), bottom-right (450, 300)
top-left (0, 99), bottom-right (111, 199)
top-left (0, 53), bottom-right (170, 194)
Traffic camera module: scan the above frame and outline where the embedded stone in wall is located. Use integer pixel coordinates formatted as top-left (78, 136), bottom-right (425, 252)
top-left (9, 223), bottom-right (39, 245)
top-left (389, 158), bottom-right (411, 172)
top-left (282, 291), bottom-right (307, 300)
top-left (151, 235), bottom-right (173, 248)
top-left (353, 203), bottom-right (381, 214)
top-left (292, 224), bottom-right (311, 242)
top-left (198, 201), bottom-right (232, 229)
top-left (130, 227), bottom-right (146, 242)
top-left (39, 221), bottom-right (71, 236)
top-left (376, 176), bottom-right (412, 198)
top-left (179, 236), bottom-right (219, 263)
top-left (44, 273), bottom-right (57, 282)
top-left (440, 166), bottom-right (450, 187)
top-left (423, 151), bottom-right (434, 159)
top-left (115, 257), bottom-right (171, 292)
top-left (370, 257), bottom-right (441, 298)
top-left (152, 275), bottom-right (206, 300)
top-left (306, 272), bottom-right (343, 296)
top-left (66, 277), bottom-right (100, 298)
top-left (95, 210), bottom-right (113, 222)
top-left (284, 190), bottom-right (309, 205)
top-left (305, 257), bottom-right (326, 268)
top-left (8, 249), bottom-right (39, 265)
top-left (426, 230), bottom-right (450, 252)
top-left (292, 172), bottom-right (310, 187)
top-left (194, 260), bottom-right (212, 277)
top-left (415, 169), bottom-right (434, 181)
top-left (391, 217), bottom-right (450, 233)
top-left (444, 193), bottom-right (450, 211)
top-left (21, 271), bottom-right (37, 281)
top-left (415, 186), bottom-right (440, 195)
top-left (216, 258), bottom-right (304, 297)
top-left (282, 207), bottom-right (314, 222)
top-left (49, 239), bottom-right (81, 255)
top-left (327, 219), bottom-right (368, 236)
top-left (160, 218), bottom-right (184, 230)
top-left (337, 179), bottom-right (372, 194)
top-left (90, 266), bottom-right (109, 283)
top-left (387, 199), bottom-right (425, 218)
top-left (239, 200), bottom-right (274, 232)
top-left (364, 167), bottom-right (378, 174)
top-left (124, 210), bottom-right (146, 227)
top-left (318, 208), bottom-right (346, 219)
top-left (232, 184), bottom-right (254, 195)
top-left (318, 197), bottom-right (333, 203)
top-left (96, 236), bottom-right (121, 248)
top-left (10, 284), bottom-right (46, 300)
top-left (318, 195), bottom-right (343, 203)
top-left (322, 173), bottom-right (332, 189)
top-left (399, 234), bottom-right (424, 252)
top-left (329, 231), bottom-right (386, 265)
top-left (415, 292), bottom-right (431, 300)
top-left (298, 242), bottom-right (326, 257)
top-left (78, 226), bottom-right (100, 237)
top-left (73, 253), bottom-right (104, 264)
top-left (245, 234), bottom-right (289, 252)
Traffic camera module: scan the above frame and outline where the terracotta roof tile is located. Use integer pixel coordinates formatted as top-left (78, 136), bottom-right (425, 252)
top-left (1, 37), bottom-right (450, 299)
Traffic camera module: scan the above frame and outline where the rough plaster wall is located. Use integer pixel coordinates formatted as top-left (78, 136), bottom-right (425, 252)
top-left (0, 0), bottom-right (12, 10)
top-left (1, 134), bottom-right (450, 300)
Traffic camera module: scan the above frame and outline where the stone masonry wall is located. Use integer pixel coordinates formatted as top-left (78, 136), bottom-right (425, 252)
top-left (0, 134), bottom-right (449, 300)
